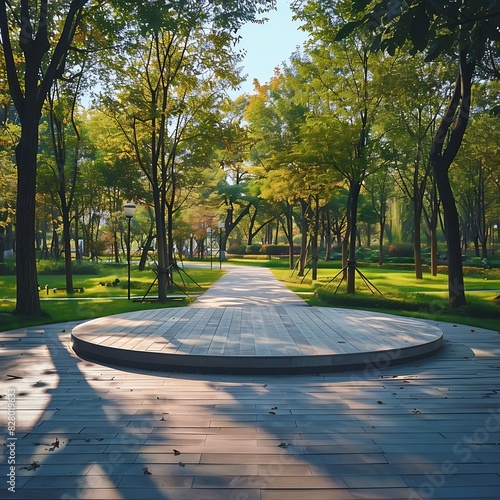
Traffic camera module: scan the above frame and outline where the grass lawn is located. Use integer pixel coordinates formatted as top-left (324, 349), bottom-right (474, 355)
top-left (1, 258), bottom-right (499, 333)
top-left (230, 257), bottom-right (500, 331)
top-left (0, 263), bottom-right (224, 332)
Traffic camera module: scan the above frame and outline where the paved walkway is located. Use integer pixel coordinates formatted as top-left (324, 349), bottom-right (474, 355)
top-left (1, 265), bottom-right (499, 499)
top-left (71, 266), bottom-right (442, 374)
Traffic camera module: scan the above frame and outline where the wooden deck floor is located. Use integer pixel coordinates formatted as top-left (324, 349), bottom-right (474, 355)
top-left (1, 265), bottom-right (499, 499)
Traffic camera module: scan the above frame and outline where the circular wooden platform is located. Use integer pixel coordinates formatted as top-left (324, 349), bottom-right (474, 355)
top-left (71, 306), bottom-right (443, 375)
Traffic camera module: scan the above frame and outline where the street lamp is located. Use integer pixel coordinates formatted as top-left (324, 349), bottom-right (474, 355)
top-left (124, 203), bottom-right (136, 300)
top-left (218, 221), bottom-right (225, 269)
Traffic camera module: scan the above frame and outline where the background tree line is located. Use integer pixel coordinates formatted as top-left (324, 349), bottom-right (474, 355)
top-left (0, 0), bottom-right (498, 316)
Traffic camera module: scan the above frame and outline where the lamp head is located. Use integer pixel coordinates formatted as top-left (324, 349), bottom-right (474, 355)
top-left (124, 203), bottom-right (136, 218)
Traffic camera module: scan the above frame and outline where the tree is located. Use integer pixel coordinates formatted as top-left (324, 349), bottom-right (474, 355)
top-left (291, 35), bottom-right (388, 292)
top-left (0, 0), bottom-right (276, 315)
top-left (0, 101), bottom-right (19, 265)
top-left (0, 0), bottom-right (93, 315)
top-left (335, 0), bottom-right (500, 306)
top-left (44, 81), bottom-right (85, 293)
top-left (454, 95), bottom-right (500, 258)
top-left (378, 51), bottom-right (454, 278)
top-left (102, 32), bottom-right (232, 299)
top-left (245, 72), bottom-right (308, 270)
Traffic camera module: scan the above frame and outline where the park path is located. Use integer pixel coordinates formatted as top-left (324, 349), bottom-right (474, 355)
top-left (191, 264), bottom-right (308, 308)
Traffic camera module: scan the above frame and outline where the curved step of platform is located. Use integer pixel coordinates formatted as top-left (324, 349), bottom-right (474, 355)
top-left (71, 306), bottom-right (443, 375)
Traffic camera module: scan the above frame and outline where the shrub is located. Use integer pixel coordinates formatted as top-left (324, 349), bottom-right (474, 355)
top-left (385, 256), bottom-right (415, 264)
top-left (328, 252), bottom-right (343, 261)
top-left (355, 247), bottom-right (373, 260)
top-left (245, 244), bottom-right (262, 254)
top-left (229, 242), bottom-right (245, 255)
top-left (436, 265), bottom-right (500, 279)
top-left (37, 259), bottom-right (100, 275)
top-left (0, 257), bottom-right (16, 275)
top-left (73, 262), bottom-right (101, 274)
top-left (259, 244), bottom-right (300, 256)
top-left (388, 243), bottom-right (414, 257)
top-left (259, 244), bottom-right (289, 256)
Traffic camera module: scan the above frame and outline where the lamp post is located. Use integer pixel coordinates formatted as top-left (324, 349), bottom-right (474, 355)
top-left (218, 221), bottom-right (225, 269)
top-left (124, 203), bottom-right (136, 300)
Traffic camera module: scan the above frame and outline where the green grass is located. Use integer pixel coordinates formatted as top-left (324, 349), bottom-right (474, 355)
top-left (1, 258), bottom-right (499, 333)
top-left (234, 258), bottom-right (500, 332)
top-left (0, 264), bottom-right (224, 331)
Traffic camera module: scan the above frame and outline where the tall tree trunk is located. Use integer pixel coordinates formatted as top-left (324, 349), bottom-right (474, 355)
top-left (14, 122), bottom-right (40, 315)
top-left (424, 180), bottom-right (439, 276)
top-left (430, 225), bottom-right (438, 276)
top-left (166, 203), bottom-right (175, 281)
top-left (139, 233), bottom-right (154, 271)
top-left (347, 180), bottom-right (361, 294)
top-left (434, 166), bottom-right (465, 305)
top-left (61, 207), bottom-right (74, 293)
top-left (0, 225), bottom-right (4, 265)
top-left (1, 0), bottom-right (87, 315)
top-left (413, 195), bottom-right (423, 280)
top-left (298, 199), bottom-right (309, 277)
top-left (430, 52), bottom-right (474, 308)
top-left (152, 187), bottom-right (168, 302)
top-left (74, 216), bottom-right (82, 263)
top-left (311, 196), bottom-right (320, 281)
top-left (378, 218), bottom-right (385, 266)
top-left (324, 207), bottom-right (332, 262)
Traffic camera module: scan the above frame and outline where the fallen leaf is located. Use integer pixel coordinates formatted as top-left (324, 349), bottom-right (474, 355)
top-left (48, 438), bottom-right (60, 451)
top-left (21, 461), bottom-right (40, 471)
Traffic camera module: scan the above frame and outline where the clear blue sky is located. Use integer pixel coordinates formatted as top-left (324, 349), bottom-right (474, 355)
top-left (234, 0), bottom-right (308, 95)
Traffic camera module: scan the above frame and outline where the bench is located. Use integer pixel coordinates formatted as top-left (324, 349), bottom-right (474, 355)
top-left (51, 287), bottom-right (85, 293)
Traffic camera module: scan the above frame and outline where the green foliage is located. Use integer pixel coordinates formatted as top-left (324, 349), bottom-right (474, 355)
top-left (338, 0), bottom-right (500, 67)
top-left (329, 252), bottom-right (343, 261)
top-left (437, 266), bottom-right (500, 279)
top-left (268, 261), bottom-right (500, 330)
top-left (388, 243), bottom-right (414, 257)
top-left (36, 260), bottom-right (101, 275)
top-left (314, 286), bottom-right (500, 332)
top-left (354, 247), bottom-right (372, 260)
top-left (0, 258), bottom-right (16, 275)
top-left (228, 242), bottom-right (246, 254)
top-left (245, 244), bottom-right (263, 254)
top-left (465, 257), bottom-right (500, 270)
top-left (259, 244), bottom-right (297, 256)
